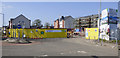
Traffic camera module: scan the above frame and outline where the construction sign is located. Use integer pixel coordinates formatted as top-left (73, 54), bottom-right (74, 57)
top-left (85, 28), bottom-right (99, 40)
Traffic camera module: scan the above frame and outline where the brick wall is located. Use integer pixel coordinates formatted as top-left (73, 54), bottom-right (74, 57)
top-left (54, 20), bottom-right (59, 28)
top-left (62, 20), bottom-right (64, 28)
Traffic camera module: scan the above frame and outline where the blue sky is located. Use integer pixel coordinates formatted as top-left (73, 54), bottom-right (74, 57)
top-left (1, 2), bottom-right (118, 26)
top-left (1, 0), bottom-right (120, 2)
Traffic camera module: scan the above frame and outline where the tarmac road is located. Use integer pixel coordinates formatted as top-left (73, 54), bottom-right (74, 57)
top-left (117, 39), bottom-right (120, 58)
top-left (2, 37), bottom-right (118, 56)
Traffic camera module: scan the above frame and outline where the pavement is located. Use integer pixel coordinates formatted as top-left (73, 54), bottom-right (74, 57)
top-left (118, 45), bottom-right (120, 58)
top-left (0, 32), bottom-right (2, 58)
top-left (1, 37), bottom-right (118, 57)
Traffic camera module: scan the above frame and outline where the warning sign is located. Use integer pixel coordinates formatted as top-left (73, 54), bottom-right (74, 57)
top-left (85, 28), bottom-right (99, 40)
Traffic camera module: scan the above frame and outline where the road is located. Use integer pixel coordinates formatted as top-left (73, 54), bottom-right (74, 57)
top-left (0, 32), bottom-right (2, 58)
top-left (2, 37), bottom-right (118, 57)
top-left (118, 45), bottom-right (120, 58)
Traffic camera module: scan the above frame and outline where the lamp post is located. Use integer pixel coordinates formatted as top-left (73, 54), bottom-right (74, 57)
top-left (22, 23), bottom-right (25, 39)
top-left (18, 22), bottom-right (21, 39)
top-left (0, 13), bottom-right (4, 35)
top-left (14, 24), bottom-right (16, 39)
top-left (115, 29), bottom-right (118, 47)
top-left (0, 13), bottom-right (4, 27)
top-left (98, 0), bottom-right (101, 43)
top-left (12, 23), bottom-right (15, 39)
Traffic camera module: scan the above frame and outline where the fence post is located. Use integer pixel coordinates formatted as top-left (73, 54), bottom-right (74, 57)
top-left (12, 28), bottom-right (14, 39)
top-left (98, 36), bottom-right (99, 43)
top-left (94, 36), bottom-right (95, 39)
top-left (18, 29), bottom-right (20, 39)
top-left (15, 29), bottom-right (16, 39)
top-left (89, 36), bottom-right (90, 40)
top-left (101, 35), bottom-right (103, 46)
top-left (116, 38), bottom-right (118, 47)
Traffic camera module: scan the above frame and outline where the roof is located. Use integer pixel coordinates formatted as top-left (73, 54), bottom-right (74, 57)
top-left (10, 14), bottom-right (31, 21)
top-left (59, 16), bottom-right (74, 21)
top-left (54, 19), bottom-right (59, 22)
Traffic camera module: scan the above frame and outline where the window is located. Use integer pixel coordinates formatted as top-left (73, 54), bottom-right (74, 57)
top-left (22, 21), bottom-right (24, 23)
top-left (18, 21), bottom-right (21, 23)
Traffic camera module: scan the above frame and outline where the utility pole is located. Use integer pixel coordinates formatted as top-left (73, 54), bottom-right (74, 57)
top-left (15, 24), bottom-right (16, 39)
top-left (18, 23), bottom-right (21, 40)
top-left (0, 13), bottom-right (4, 27)
top-left (22, 23), bottom-right (25, 39)
top-left (98, 0), bottom-right (101, 43)
top-left (12, 24), bottom-right (15, 39)
top-left (0, 1), bottom-right (5, 38)
top-left (0, 13), bottom-right (4, 35)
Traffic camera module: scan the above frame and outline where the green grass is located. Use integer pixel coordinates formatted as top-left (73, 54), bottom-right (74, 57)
top-left (99, 38), bottom-right (107, 42)
top-left (99, 38), bottom-right (120, 43)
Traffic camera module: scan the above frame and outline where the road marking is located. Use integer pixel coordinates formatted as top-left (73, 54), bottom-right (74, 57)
top-left (77, 51), bottom-right (81, 53)
top-left (77, 51), bottom-right (87, 54)
top-left (41, 54), bottom-right (48, 56)
top-left (81, 51), bottom-right (87, 53)
top-left (60, 53), bottom-right (64, 55)
top-left (112, 46), bottom-right (116, 48)
top-left (96, 45), bottom-right (99, 46)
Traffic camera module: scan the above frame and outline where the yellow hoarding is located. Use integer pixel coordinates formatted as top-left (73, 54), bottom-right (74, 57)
top-left (85, 28), bottom-right (99, 40)
top-left (8, 29), bottom-right (67, 38)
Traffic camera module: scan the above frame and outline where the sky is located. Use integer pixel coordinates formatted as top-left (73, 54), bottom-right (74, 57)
top-left (0, 2), bottom-right (118, 27)
top-left (1, 0), bottom-right (120, 2)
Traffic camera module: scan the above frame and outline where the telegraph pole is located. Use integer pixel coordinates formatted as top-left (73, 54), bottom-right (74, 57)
top-left (22, 23), bottom-right (25, 39)
top-left (0, 1), bottom-right (5, 37)
top-left (0, 13), bottom-right (4, 36)
top-left (98, 0), bottom-right (101, 43)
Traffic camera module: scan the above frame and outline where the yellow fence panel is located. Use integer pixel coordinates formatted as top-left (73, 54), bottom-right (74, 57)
top-left (85, 28), bottom-right (99, 40)
top-left (8, 29), bottom-right (67, 38)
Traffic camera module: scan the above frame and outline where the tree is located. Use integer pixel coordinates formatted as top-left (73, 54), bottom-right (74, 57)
top-left (45, 22), bottom-right (50, 28)
top-left (50, 24), bottom-right (54, 29)
top-left (32, 19), bottom-right (42, 28)
top-left (51, 24), bottom-right (53, 26)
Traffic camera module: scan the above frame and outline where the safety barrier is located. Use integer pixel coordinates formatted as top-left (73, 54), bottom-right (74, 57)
top-left (8, 29), bottom-right (67, 39)
top-left (85, 28), bottom-right (99, 40)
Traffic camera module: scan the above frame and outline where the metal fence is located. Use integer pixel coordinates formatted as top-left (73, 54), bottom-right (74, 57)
top-left (116, 28), bottom-right (120, 40)
top-left (110, 28), bottom-right (120, 40)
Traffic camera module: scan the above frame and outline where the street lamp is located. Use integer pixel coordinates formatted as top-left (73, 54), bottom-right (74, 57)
top-left (22, 23), bottom-right (25, 39)
top-left (0, 13), bottom-right (4, 27)
top-left (18, 22), bottom-right (21, 39)
top-left (13, 23), bottom-right (15, 38)
top-left (115, 29), bottom-right (118, 47)
top-left (0, 13), bottom-right (4, 34)
top-left (98, 0), bottom-right (101, 43)
top-left (14, 24), bottom-right (17, 39)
